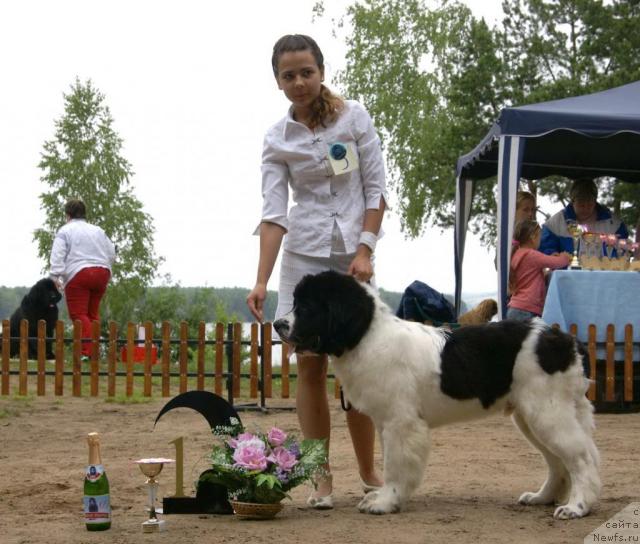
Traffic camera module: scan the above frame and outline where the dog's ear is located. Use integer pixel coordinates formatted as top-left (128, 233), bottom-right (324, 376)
top-left (23, 284), bottom-right (37, 307)
top-left (27, 279), bottom-right (54, 307)
top-left (35, 280), bottom-right (50, 307)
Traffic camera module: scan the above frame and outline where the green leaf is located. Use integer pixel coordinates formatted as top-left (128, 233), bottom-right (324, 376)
top-left (256, 473), bottom-right (279, 490)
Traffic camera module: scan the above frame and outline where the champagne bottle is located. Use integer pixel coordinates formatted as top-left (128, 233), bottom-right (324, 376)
top-left (84, 432), bottom-right (111, 531)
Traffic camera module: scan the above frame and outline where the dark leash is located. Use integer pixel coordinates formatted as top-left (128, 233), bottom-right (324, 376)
top-left (340, 386), bottom-right (352, 411)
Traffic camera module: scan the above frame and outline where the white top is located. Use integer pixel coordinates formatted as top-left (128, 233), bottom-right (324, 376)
top-left (259, 99), bottom-right (388, 257)
top-left (50, 219), bottom-right (116, 285)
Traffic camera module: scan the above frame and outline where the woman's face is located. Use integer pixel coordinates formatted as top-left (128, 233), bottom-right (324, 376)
top-left (515, 199), bottom-right (536, 223)
top-left (275, 50), bottom-right (323, 114)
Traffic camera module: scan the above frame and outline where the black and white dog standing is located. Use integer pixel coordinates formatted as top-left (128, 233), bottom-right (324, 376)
top-left (273, 271), bottom-right (600, 520)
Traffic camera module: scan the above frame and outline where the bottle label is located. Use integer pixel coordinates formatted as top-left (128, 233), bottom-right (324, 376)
top-left (84, 494), bottom-right (111, 522)
top-left (86, 464), bottom-right (104, 482)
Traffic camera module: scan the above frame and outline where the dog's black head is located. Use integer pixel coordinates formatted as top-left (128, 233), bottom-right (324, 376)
top-left (273, 270), bottom-right (375, 356)
top-left (25, 278), bottom-right (62, 309)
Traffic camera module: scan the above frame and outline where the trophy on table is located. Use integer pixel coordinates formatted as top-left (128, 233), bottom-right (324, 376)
top-left (135, 458), bottom-right (174, 533)
top-left (566, 220), bottom-right (583, 269)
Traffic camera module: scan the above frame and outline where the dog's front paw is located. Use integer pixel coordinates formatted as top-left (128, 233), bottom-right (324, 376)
top-left (357, 488), bottom-right (401, 515)
top-left (554, 503), bottom-right (589, 520)
top-left (518, 491), bottom-right (554, 506)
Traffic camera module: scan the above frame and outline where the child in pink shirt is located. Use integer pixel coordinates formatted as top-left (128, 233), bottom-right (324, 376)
top-left (507, 220), bottom-right (571, 321)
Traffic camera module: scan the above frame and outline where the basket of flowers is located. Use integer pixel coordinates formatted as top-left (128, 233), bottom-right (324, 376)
top-left (200, 417), bottom-right (327, 519)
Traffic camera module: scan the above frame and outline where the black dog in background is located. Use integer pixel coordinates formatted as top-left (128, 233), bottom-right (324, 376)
top-left (9, 278), bottom-right (62, 359)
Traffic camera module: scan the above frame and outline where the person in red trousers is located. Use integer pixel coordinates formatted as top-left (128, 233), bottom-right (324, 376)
top-left (49, 199), bottom-right (116, 360)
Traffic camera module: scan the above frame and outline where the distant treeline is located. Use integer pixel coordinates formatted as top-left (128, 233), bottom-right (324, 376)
top-left (0, 285), bottom-right (404, 324)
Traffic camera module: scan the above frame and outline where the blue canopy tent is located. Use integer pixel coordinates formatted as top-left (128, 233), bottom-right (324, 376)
top-left (454, 80), bottom-right (640, 319)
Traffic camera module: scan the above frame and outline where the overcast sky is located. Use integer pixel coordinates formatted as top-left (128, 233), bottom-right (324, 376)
top-left (0, 0), bottom-right (506, 297)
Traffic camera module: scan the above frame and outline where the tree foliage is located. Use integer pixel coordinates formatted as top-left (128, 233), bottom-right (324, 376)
top-left (321, 0), bottom-right (640, 245)
top-left (34, 78), bottom-right (163, 326)
top-left (1, 284), bottom-right (404, 325)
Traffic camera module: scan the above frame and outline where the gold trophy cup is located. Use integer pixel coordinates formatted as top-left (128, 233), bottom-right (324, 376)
top-left (135, 458), bottom-right (174, 533)
top-left (566, 221), bottom-right (583, 269)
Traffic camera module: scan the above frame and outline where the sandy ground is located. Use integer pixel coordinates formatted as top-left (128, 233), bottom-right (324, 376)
top-left (1, 395), bottom-right (638, 544)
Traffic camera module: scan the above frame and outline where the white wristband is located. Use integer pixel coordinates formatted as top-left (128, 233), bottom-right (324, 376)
top-left (358, 231), bottom-right (378, 253)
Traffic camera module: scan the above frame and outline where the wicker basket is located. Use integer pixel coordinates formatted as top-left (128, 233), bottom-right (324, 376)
top-left (230, 500), bottom-right (283, 519)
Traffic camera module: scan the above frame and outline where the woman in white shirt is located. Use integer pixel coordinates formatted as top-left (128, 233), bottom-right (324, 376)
top-left (50, 199), bottom-right (115, 359)
top-left (247, 34), bottom-right (386, 509)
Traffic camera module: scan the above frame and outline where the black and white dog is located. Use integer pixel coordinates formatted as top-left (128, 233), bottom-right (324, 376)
top-left (273, 271), bottom-right (600, 519)
top-left (8, 278), bottom-right (62, 359)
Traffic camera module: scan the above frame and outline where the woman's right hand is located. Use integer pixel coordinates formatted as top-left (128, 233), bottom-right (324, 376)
top-left (246, 283), bottom-right (268, 322)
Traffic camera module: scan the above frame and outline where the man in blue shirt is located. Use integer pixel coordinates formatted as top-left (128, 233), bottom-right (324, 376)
top-left (539, 178), bottom-right (628, 255)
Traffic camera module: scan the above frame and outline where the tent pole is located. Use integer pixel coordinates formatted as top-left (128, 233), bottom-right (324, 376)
top-left (497, 135), bottom-right (524, 319)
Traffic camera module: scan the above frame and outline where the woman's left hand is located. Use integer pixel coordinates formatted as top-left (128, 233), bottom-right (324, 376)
top-left (348, 247), bottom-right (373, 282)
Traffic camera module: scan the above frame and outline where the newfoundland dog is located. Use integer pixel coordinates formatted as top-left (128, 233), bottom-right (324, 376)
top-left (273, 271), bottom-right (600, 520)
top-left (8, 278), bottom-right (62, 359)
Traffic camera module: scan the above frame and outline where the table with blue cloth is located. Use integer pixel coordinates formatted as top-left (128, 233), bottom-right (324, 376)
top-left (542, 269), bottom-right (640, 361)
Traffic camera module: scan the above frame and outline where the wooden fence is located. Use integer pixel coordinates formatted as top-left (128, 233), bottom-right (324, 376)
top-left (1, 319), bottom-right (638, 410)
top-left (0, 319), bottom-right (343, 407)
top-left (571, 323), bottom-right (637, 407)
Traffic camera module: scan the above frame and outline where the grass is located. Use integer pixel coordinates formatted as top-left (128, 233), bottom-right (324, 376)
top-left (0, 393), bottom-right (36, 419)
top-left (104, 391), bottom-right (155, 404)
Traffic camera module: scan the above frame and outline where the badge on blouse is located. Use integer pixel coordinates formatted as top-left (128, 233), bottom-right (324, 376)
top-left (327, 142), bottom-right (359, 176)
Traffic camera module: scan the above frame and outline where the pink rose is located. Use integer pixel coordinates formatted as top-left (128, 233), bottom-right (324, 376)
top-left (267, 427), bottom-right (287, 447)
top-left (268, 446), bottom-right (298, 472)
top-left (228, 432), bottom-right (257, 449)
top-left (233, 443), bottom-right (268, 471)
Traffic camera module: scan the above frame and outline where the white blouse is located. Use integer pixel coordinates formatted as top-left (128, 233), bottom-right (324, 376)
top-left (50, 219), bottom-right (116, 285)
top-left (259, 99), bottom-right (388, 257)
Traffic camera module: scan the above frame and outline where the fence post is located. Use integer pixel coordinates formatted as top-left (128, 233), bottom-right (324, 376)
top-left (215, 323), bottom-right (223, 396)
top-left (225, 323), bottom-right (233, 404)
top-left (126, 322), bottom-right (135, 397)
top-left (233, 322), bottom-right (242, 398)
top-left (197, 322), bottom-right (205, 391)
top-left (55, 320), bottom-right (64, 396)
top-left (144, 321), bottom-right (154, 397)
top-left (179, 321), bottom-right (188, 393)
top-left (624, 324), bottom-right (633, 402)
top-left (90, 320), bottom-right (100, 397)
top-left (587, 324), bottom-right (597, 401)
top-left (108, 322), bottom-right (117, 397)
top-left (37, 320), bottom-right (46, 396)
top-left (569, 323), bottom-right (577, 339)
top-left (605, 324), bottom-right (615, 402)
top-left (281, 342), bottom-right (290, 399)
top-left (72, 320), bottom-right (82, 397)
top-left (19, 319), bottom-right (28, 396)
top-left (1, 320), bottom-right (9, 395)
top-left (161, 321), bottom-right (171, 397)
